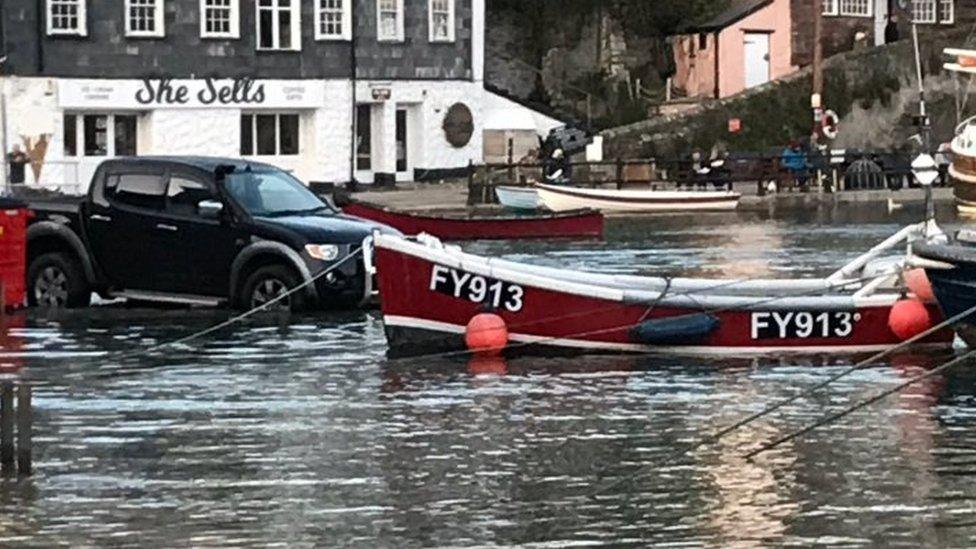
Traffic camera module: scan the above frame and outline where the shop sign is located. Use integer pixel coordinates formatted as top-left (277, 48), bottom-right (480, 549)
top-left (371, 88), bottom-right (392, 101)
top-left (59, 78), bottom-right (325, 109)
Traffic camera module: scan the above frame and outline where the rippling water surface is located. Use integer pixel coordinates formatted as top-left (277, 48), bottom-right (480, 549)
top-left (2, 204), bottom-right (976, 547)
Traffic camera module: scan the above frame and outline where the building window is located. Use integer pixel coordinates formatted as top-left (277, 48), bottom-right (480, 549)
top-left (356, 105), bottom-right (372, 171)
top-left (911, 0), bottom-right (937, 23)
top-left (315, 0), bottom-right (351, 40)
top-left (125, 0), bottom-right (165, 37)
top-left (256, 0), bottom-right (301, 50)
top-left (822, 0), bottom-right (838, 16)
top-left (240, 114), bottom-right (300, 156)
top-left (64, 114), bottom-right (139, 158)
top-left (201, 0), bottom-right (239, 38)
top-left (377, 0), bottom-right (404, 42)
top-left (838, 0), bottom-right (871, 16)
top-left (63, 114), bottom-right (77, 156)
top-left (429, 0), bottom-right (454, 42)
top-left (47, 0), bottom-right (87, 36)
top-left (940, 0), bottom-right (954, 24)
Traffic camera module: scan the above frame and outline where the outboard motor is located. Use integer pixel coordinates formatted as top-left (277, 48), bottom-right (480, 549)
top-left (539, 126), bottom-right (592, 185)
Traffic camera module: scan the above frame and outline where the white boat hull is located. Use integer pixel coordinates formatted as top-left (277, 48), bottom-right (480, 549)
top-left (535, 183), bottom-right (740, 213)
top-left (495, 186), bottom-right (540, 210)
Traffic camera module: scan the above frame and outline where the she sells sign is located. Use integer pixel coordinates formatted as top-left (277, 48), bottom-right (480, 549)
top-left (58, 78), bottom-right (326, 109)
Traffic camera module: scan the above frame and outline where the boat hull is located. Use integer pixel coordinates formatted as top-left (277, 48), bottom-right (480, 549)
top-left (915, 242), bottom-right (976, 346)
top-left (949, 144), bottom-right (976, 214)
top-left (343, 202), bottom-right (603, 240)
top-left (375, 236), bottom-right (951, 356)
top-left (495, 186), bottom-right (541, 210)
top-left (535, 183), bottom-right (741, 213)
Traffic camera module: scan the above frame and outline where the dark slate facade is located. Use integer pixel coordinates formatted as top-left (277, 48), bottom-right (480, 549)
top-left (0, 0), bottom-right (472, 80)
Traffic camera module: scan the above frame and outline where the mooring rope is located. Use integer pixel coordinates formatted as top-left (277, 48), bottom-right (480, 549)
top-left (91, 245), bottom-right (365, 368)
top-left (586, 301), bottom-right (976, 499)
top-left (743, 346), bottom-right (976, 460)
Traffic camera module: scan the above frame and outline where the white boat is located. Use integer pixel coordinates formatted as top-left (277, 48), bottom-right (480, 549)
top-left (944, 49), bottom-right (976, 214)
top-left (535, 183), bottom-right (741, 213)
top-left (495, 185), bottom-right (540, 210)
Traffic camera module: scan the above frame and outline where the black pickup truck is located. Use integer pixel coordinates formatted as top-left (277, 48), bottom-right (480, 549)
top-left (26, 157), bottom-right (392, 311)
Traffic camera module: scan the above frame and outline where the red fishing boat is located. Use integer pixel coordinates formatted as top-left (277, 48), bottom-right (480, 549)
top-left (344, 201), bottom-right (603, 240)
top-left (372, 222), bottom-right (953, 355)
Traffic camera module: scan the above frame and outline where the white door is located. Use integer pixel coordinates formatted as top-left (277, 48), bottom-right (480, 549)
top-left (743, 32), bottom-right (771, 89)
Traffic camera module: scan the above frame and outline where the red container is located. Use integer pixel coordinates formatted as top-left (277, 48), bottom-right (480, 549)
top-left (0, 199), bottom-right (29, 310)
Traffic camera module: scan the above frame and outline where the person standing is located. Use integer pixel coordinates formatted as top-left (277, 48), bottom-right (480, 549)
top-left (6, 145), bottom-right (28, 185)
top-left (884, 13), bottom-right (900, 44)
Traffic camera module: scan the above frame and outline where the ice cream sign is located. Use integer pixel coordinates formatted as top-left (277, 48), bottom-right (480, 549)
top-left (59, 78), bottom-right (325, 109)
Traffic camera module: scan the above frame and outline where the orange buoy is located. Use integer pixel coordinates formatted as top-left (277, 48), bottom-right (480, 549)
top-left (888, 299), bottom-right (932, 340)
top-left (465, 313), bottom-right (508, 355)
top-left (904, 268), bottom-right (936, 303)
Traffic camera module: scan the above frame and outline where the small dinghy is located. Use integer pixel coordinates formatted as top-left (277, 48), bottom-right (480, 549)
top-left (373, 221), bottom-right (952, 355)
top-left (344, 201), bottom-right (603, 240)
top-left (495, 186), bottom-right (541, 211)
top-left (535, 183), bottom-right (741, 213)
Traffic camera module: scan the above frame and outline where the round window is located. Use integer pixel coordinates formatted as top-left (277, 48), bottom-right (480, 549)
top-left (442, 103), bottom-right (474, 148)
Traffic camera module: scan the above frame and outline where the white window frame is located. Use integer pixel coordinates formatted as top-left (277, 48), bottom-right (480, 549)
top-left (911, 0), bottom-right (937, 23)
top-left (838, 0), bottom-right (872, 17)
top-left (940, 0), bottom-right (955, 24)
top-left (822, 0), bottom-right (838, 16)
top-left (240, 113), bottom-right (301, 157)
top-left (46, 0), bottom-right (87, 36)
top-left (428, 0), bottom-right (455, 42)
top-left (200, 0), bottom-right (240, 38)
top-left (377, 0), bottom-right (404, 42)
top-left (255, 0), bottom-right (302, 51)
top-left (315, 0), bottom-right (352, 41)
top-left (125, 0), bottom-right (165, 38)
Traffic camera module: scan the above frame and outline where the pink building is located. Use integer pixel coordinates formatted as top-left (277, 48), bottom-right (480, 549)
top-left (672, 0), bottom-right (796, 99)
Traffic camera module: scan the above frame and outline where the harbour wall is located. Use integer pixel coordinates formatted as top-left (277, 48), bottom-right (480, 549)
top-left (602, 29), bottom-right (974, 160)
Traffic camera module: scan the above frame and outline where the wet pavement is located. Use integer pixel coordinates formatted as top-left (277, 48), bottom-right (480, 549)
top-left (2, 203), bottom-right (976, 547)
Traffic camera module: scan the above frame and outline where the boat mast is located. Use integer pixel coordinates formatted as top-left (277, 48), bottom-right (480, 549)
top-left (912, 23), bottom-right (935, 222)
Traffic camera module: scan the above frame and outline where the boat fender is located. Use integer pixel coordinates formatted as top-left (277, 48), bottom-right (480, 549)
top-left (888, 299), bottom-right (932, 340)
top-left (629, 313), bottom-right (720, 345)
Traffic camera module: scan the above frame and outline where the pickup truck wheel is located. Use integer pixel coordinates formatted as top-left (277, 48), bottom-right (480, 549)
top-left (27, 252), bottom-right (91, 308)
top-left (241, 265), bottom-right (308, 313)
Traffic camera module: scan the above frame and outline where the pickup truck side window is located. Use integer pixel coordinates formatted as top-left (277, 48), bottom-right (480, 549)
top-left (112, 173), bottom-right (167, 211)
top-left (167, 176), bottom-right (216, 217)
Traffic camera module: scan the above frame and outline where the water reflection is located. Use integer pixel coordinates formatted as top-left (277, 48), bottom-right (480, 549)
top-left (0, 207), bottom-right (974, 545)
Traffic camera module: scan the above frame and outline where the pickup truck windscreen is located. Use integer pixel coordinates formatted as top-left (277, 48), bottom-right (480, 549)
top-left (223, 169), bottom-right (334, 217)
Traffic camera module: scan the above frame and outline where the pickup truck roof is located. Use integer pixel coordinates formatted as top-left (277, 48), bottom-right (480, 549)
top-left (101, 156), bottom-right (279, 173)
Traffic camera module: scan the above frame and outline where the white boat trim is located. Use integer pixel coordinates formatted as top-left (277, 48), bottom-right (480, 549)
top-left (385, 315), bottom-right (937, 355)
top-left (535, 183), bottom-right (741, 213)
top-left (375, 234), bottom-right (907, 310)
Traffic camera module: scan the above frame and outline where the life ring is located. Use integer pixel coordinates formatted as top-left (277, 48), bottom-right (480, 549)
top-left (821, 109), bottom-right (839, 140)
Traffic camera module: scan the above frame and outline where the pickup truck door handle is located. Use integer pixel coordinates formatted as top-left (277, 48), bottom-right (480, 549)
top-left (90, 214), bottom-right (111, 222)
top-left (156, 223), bottom-right (178, 232)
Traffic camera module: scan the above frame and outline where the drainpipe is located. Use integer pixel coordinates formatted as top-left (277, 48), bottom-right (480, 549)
top-left (348, 4), bottom-right (357, 188)
top-left (713, 30), bottom-right (720, 99)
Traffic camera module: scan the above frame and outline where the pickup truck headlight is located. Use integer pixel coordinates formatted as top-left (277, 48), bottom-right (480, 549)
top-left (305, 244), bottom-right (340, 261)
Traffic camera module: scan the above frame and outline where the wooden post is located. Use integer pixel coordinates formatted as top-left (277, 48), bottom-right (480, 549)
top-left (616, 158), bottom-right (624, 189)
top-left (16, 384), bottom-right (30, 476)
top-left (466, 159), bottom-right (476, 206)
top-left (812, 1), bottom-right (823, 97)
top-left (0, 383), bottom-right (12, 473)
top-left (506, 139), bottom-right (515, 186)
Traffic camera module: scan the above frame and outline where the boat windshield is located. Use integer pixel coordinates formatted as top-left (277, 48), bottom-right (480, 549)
top-left (223, 168), bottom-right (334, 217)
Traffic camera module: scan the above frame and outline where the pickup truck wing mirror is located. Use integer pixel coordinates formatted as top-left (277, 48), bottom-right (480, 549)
top-left (198, 199), bottom-right (224, 220)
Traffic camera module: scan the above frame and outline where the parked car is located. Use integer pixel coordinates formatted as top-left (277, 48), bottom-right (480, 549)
top-left (26, 157), bottom-right (395, 311)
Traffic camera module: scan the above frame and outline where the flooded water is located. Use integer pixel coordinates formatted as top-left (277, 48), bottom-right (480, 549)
top-left (3, 203), bottom-right (976, 547)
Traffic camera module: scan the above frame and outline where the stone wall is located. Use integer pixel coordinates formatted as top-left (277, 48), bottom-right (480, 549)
top-left (602, 29), bottom-right (975, 160)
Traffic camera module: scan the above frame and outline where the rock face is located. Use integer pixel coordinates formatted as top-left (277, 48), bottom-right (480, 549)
top-left (601, 29), bottom-right (974, 160)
